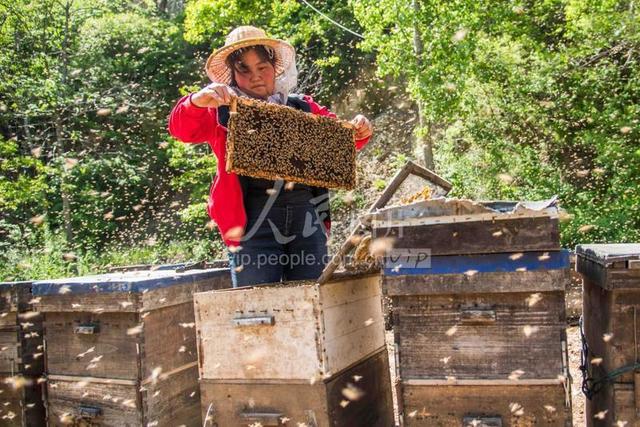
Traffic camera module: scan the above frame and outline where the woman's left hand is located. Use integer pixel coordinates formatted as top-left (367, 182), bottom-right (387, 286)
top-left (351, 114), bottom-right (373, 140)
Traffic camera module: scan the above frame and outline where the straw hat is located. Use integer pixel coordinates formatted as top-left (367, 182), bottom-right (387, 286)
top-left (205, 26), bottom-right (296, 85)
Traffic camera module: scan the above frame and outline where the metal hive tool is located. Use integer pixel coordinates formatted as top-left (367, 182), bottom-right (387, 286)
top-left (226, 96), bottom-right (357, 190)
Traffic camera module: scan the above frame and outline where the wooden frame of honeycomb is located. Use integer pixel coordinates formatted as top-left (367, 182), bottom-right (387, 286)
top-left (226, 96), bottom-right (356, 190)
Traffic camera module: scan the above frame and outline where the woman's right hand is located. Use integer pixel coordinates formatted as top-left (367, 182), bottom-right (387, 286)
top-left (190, 83), bottom-right (236, 108)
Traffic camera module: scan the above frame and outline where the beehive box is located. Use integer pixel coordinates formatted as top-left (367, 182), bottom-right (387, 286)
top-left (0, 281), bottom-right (46, 426)
top-left (366, 198), bottom-right (561, 256)
top-left (576, 244), bottom-right (640, 427)
top-left (227, 96), bottom-right (356, 190)
top-left (0, 282), bottom-right (44, 377)
top-left (0, 375), bottom-right (46, 426)
top-left (383, 251), bottom-right (572, 426)
top-left (32, 267), bottom-right (231, 426)
top-left (194, 271), bottom-right (394, 427)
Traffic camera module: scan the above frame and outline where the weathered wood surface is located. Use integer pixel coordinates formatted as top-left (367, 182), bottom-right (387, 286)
top-left (383, 269), bottom-right (569, 296)
top-left (0, 375), bottom-right (46, 426)
top-left (195, 274), bottom-right (384, 380)
top-left (140, 303), bottom-right (199, 378)
top-left (46, 365), bottom-right (201, 426)
top-left (200, 348), bottom-right (394, 427)
top-left (578, 256), bottom-right (640, 290)
top-left (46, 376), bottom-right (141, 426)
top-left (0, 283), bottom-right (45, 376)
top-left (141, 364), bottom-right (201, 427)
top-left (401, 383), bottom-right (570, 426)
top-left (139, 277), bottom-right (230, 312)
top-left (373, 216), bottom-right (560, 256)
top-left (44, 311), bottom-right (140, 379)
top-left (392, 291), bottom-right (567, 379)
top-left (35, 293), bottom-right (140, 313)
top-left (585, 382), bottom-right (640, 427)
top-left (196, 284), bottom-right (321, 380)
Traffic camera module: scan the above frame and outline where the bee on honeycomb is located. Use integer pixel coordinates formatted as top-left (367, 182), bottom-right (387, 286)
top-left (226, 97), bottom-right (357, 190)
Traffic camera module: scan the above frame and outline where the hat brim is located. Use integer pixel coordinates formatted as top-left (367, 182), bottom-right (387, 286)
top-left (205, 37), bottom-right (295, 85)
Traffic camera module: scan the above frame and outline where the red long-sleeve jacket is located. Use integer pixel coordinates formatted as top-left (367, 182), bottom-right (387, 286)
top-left (168, 93), bottom-right (371, 247)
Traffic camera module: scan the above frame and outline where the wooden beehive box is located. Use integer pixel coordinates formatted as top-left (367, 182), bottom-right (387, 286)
top-left (383, 251), bottom-right (572, 426)
top-left (0, 281), bottom-right (46, 426)
top-left (366, 198), bottom-right (561, 256)
top-left (194, 271), bottom-right (394, 427)
top-left (227, 97), bottom-right (356, 190)
top-left (576, 244), bottom-right (640, 427)
top-left (0, 375), bottom-right (46, 426)
top-left (32, 267), bottom-right (231, 426)
top-left (0, 282), bottom-right (44, 377)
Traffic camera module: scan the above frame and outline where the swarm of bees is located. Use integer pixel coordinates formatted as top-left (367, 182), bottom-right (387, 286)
top-left (227, 97), bottom-right (356, 190)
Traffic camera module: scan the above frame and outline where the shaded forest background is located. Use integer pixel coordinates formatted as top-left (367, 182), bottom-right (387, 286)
top-left (1, 0), bottom-right (638, 281)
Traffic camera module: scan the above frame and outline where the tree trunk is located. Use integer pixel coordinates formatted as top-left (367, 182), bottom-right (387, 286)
top-left (58, 0), bottom-right (73, 244)
top-left (412, 0), bottom-right (435, 170)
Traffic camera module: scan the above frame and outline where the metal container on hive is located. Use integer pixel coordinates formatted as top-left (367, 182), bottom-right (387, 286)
top-left (194, 270), bottom-right (394, 427)
top-left (0, 281), bottom-right (46, 426)
top-left (371, 198), bottom-right (572, 426)
top-left (576, 244), bottom-right (640, 426)
top-left (32, 267), bottom-right (231, 426)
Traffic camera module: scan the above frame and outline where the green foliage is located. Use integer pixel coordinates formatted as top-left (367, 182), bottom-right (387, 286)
top-left (354, 0), bottom-right (640, 247)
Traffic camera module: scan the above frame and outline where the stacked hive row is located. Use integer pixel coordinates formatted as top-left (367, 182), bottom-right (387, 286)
top-left (194, 271), bottom-right (395, 426)
top-left (368, 198), bottom-right (573, 426)
top-left (31, 267), bottom-right (230, 426)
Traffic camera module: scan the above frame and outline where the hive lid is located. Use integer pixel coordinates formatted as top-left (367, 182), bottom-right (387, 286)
top-left (361, 196), bottom-right (559, 225)
top-left (576, 243), bottom-right (640, 265)
top-left (32, 267), bottom-right (229, 295)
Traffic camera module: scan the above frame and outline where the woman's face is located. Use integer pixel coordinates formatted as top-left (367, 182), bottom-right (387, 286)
top-left (232, 49), bottom-right (276, 99)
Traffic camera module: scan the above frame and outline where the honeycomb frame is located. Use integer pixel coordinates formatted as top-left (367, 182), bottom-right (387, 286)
top-left (226, 96), bottom-right (356, 190)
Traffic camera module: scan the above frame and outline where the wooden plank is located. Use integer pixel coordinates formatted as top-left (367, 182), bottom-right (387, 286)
top-left (401, 383), bottom-right (570, 426)
top-left (35, 292), bottom-right (140, 313)
top-left (142, 364), bottom-right (201, 426)
top-left (46, 376), bottom-right (141, 426)
top-left (43, 312), bottom-right (140, 379)
top-left (200, 380), bottom-right (328, 427)
top-left (195, 284), bottom-right (322, 380)
top-left (392, 292), bottom-right (566, 379)
top-left (611, 383), bottom-right (640, 426)
top-left (404, 379), bottom-right (564, 386)
top-left (324, 348), bottom-right (394, 427)
top-left (373, 216), bottom-right (560, 256)
top-left (140, 276), bottom-right (230, 312)
top-left (0, 375), bottom-right (46, 426)
top-left (141, 303), bottom-right (199, 378)
top-left (383, 269), bottom-right (569, 296)
top-left (319, 274), bottom-right (381, 308)
top-left (322, 295), bottom-right (385, 376)
top-left (372, 209), bottom-right (557, 228)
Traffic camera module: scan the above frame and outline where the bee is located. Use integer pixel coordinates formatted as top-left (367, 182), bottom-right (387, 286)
top-left (227, 97), bottom-right (356, 190)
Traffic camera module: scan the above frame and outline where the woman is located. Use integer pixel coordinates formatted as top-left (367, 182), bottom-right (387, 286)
top-left (168, 26), bottom-right (372, 287)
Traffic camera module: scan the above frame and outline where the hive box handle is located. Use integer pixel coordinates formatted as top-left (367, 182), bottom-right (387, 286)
top-left (74, 323), bottom-right (99, 334)
top-left (463, 416), bottom-right (502, 427)
top-left (240, 411), bottom-right (283, 426)
top-left (232, 316), bottom-right (275, 327)
top-left (77, 405), bottom-right (102, 419)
